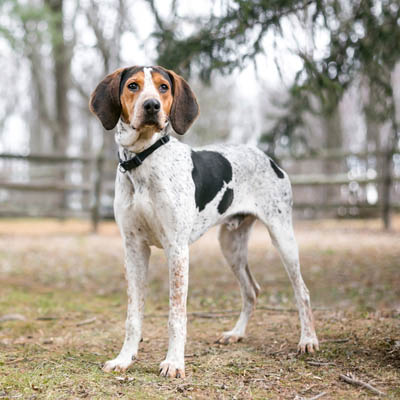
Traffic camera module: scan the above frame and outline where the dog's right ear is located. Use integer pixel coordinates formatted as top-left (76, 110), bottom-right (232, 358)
top-left (89, 68), bottom-right (125, 130)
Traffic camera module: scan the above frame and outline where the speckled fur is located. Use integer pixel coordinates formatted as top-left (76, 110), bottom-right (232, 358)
top-left (94, 67), bottom-right (319, 378)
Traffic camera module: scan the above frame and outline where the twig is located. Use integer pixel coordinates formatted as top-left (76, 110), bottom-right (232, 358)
top-left (146, 306), bottom-right (327, 319)
top-left (76, 317), bottom-right (97, 326)
top-left (0, 314), bottom-right (26, 323)
top-left (339, 373), bottom-right (386, 396)
top-left (308, 392), bottom-right (327, 400)
top-left (5, 357), bottom-right (26, 364)
top-left (300, 384), bottom-right (318, 394)
top-left (307, 361), bottom-right (336, 366)
top-left (266, 349), bottom-right (287, 356)
top-left (321, 338), bottom-right (350, 343)
top-left (189, 312), bottom-right (232, 319)
top-left (258, 306), bottom-right (297, 312)
top-left (233, 382), bottom-right (244, 400)
top-left (36, 316), bottom-right (58, 321)
top-left (146, 309), bottom-right (237, 318)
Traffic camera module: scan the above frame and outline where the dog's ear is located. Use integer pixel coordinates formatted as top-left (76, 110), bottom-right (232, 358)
top-left (89, 68), bottom-right (126, 130)
top-left (159, 67), bottom-right (199, 135)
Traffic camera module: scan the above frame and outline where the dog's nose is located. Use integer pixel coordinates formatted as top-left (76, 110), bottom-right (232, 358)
top-left (143, 99), bottom-right (161, 114)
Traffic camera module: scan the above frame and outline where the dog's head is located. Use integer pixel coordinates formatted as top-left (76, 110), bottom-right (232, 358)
top-left (89, 66), bottom-right (199, 139)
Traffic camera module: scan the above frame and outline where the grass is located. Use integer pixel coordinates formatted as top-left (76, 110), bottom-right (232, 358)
top-left (0, 217), bottom-right (399, 399)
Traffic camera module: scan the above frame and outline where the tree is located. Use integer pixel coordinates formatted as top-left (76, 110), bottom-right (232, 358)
top-left (0, 0), bottom-right (73, 154)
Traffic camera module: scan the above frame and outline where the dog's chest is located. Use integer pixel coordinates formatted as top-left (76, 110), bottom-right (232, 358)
top-left (117, 148), bottom-right (196, 246)
top-left (124, 177), bottom-right (171, 247)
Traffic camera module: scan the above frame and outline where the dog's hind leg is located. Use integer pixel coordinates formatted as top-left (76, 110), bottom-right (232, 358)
top-left (263, 210), bottom-right (319, 353)
top-left (216, 216), bottom-right (259, 344)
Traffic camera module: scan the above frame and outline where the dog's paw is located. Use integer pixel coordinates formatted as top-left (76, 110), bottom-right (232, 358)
top-left (297, 336), bottom-right (319, 354)
top-left (103, 356), bottom-right (134, 372)
top-left (159, 360), bottom-right (185, 378)
top-left (216, 332), bottom-right (243, 345)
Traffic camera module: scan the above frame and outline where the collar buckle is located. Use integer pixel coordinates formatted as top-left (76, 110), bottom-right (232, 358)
top-left (129, 155), bottom-right (143, 168)
top-left (159, 136), bottom-right (169, 145)
top-left (117, 135), bottom-right (170, 172)
top-left (118, 163), bottom-right (127, 174)
top-left (118, 155), bottom-right (142, 173)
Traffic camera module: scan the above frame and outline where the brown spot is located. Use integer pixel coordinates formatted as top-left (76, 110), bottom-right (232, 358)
top-left (170, 262), bottom-right (186, 313)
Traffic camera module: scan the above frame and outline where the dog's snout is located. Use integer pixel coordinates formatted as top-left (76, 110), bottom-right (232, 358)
top-left (143, 99), bottom-right (161, 114)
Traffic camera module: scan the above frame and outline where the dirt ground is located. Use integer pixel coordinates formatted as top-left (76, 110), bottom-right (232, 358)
top-left (0, 217), bottom-right (399, 399)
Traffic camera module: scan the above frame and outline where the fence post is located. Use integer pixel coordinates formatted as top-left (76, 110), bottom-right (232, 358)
top-left (91, 152), bottom-right (104, 233)
top-left (381, 146), bottom-right (394, 230)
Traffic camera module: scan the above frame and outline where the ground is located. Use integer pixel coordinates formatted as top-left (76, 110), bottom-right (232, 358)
top-left (0, 217), bottom-right (399, 399)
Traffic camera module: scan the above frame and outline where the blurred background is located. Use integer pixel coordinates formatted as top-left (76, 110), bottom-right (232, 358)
top-left (0, 0), bottom-right (399, 229)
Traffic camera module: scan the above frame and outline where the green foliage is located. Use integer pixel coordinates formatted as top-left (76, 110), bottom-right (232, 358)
top-left (260, 90), bottom-right (310, 157)
top-left (295, 0), bottom-right (399, 146)
top-left (305, 0), bottom-right (400, 116)
top-left (260, 0), bottom-right (400, 149)
top-left (148, 0), bottom-right (400, 150)
top-left (148, 0), bottom-right (315, 80)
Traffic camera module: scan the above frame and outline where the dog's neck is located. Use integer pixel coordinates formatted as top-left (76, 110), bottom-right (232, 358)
top-left (116, 120), bottom-right (171, 160)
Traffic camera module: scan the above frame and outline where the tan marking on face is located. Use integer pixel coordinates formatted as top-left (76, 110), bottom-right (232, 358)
top-left (120, 71), bottom-right (145, 124)
top-left (151, 71), bottom-right (173, 117)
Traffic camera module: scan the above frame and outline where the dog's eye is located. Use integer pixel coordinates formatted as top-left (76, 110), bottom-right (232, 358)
top-left (128, 82), bottom-right (139, 91)
top-left (159, 84), bottom-right (169, 93)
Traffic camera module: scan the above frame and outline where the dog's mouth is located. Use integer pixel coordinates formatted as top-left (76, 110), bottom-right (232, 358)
top-left (135, 117), bottom-right (167, 132)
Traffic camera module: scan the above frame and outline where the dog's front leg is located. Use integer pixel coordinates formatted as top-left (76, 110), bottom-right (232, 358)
top-left (104, 238), bottom-right (150, 372)
top-left (159, 245), bottom-right (189, 379)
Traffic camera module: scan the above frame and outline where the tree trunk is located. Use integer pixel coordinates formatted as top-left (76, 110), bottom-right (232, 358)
top-left (322, 107), bottom-right (343, 208)
top-left (364, 100), bottom-right (384, 214)
top-left (45, 0), bottom-right (71, 215)
top-left (45, 0), bottom-right (70, 153)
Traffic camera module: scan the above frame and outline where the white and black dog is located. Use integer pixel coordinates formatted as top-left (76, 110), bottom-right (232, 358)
top-left (89, 66), bottom-right (319, 378)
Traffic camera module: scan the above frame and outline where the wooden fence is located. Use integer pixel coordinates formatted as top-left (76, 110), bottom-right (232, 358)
top-left (0, 148), bottom-right (399, 231)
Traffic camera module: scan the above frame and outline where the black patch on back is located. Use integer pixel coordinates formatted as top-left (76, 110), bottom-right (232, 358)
top-left (218, 188), bottom-right (234, 214)
top-left (270, 159), bottom-right (284, 179)
top-left (191, 151), bottom-right (233, 212)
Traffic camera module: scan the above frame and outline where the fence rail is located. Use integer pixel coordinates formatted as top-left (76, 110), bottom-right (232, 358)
top-left (0, 181), bottom-right (92, 192)
top-left (0, 148), bottom-right (399, 231)
top-left (0, 152), bottom-right (93, 163)
top-left (279, 149), bottom-right (396, 161)
top-left (291, 174), bottom-right (400, 186)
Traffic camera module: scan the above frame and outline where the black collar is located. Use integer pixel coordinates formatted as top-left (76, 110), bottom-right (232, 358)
top-left (118, 135), bottom-right (170, 172)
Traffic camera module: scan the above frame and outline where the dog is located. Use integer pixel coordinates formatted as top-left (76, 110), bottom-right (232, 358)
top-left (89, 65), bottom-right (319, 378)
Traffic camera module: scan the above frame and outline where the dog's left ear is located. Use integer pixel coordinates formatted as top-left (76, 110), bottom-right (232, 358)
top-left (159, 67), bottom-right (199, 135)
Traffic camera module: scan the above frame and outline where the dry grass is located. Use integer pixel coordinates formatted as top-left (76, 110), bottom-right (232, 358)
top-left (0, 217), bottom-right (399, 399)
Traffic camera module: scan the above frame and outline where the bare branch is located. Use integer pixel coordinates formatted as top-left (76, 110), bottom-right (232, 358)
top-left (339, 373), bottom-right (386, 396)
